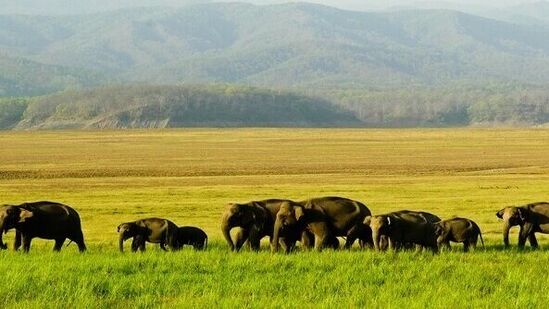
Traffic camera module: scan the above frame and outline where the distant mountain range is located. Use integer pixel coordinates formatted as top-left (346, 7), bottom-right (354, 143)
top-left (2, 2), bottom-right (549, 96)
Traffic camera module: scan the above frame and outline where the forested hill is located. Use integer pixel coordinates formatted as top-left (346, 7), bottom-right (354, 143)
top-left (1, 84), bottom-right (548, 129)
top-left (3, 3), bottom-right (549, 96)
top-left (0, 85), bottom-right (361, 129)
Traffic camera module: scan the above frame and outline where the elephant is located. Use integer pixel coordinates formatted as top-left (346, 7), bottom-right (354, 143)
top-left (364, 210), bottom-right (440, 253)
top-left (221, 199), bottom-right (312, 253)
top-left (496, 202), bottom-right (549, 249)
top-left (117, 218), bottom-right (178, 252)
top-left (175, 226), bottom-right (208, 250)
top-left (272, 196), bottom-right (372, 252)
top-left (434, 217), bottom-right (484, 252)
top-left (0, 201), bottom-right (86, 252)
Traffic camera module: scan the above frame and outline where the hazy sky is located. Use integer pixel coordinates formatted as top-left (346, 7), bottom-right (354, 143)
top-left (0, 0), bottom-right (543, 15)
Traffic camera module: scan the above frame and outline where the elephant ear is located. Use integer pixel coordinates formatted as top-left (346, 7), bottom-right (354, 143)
top-left (295, 206), bottom-right (306, 221)
top-left (252, 206), bottom-right (268, 230)
top-left (496, 208), bottom-right (505, 219)
top-left (433, 223), bottom-right (443, 236)
top-left (517, 208), bottom-right (528, 222)
top-left (18, 209), bottom-right (34, 223)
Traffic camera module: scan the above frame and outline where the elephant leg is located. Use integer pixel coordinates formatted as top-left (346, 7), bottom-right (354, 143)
top-left (70, 230), bottom-right (87, 252)
top-left (248, 228), bottom-right (263, 252)
top-left (379, 236), bottom-right (388, 250)
top-left (463, 241), bottom-right (470, 252)
top-left (300, 231), bottom-right (314, 250)
top-left (470, 237), bottom-right (478, 251)
top-left (249, 237), bottom-right (261, 251)
top-left (13, 230), bottom-right (22, 251)
top-left (53, 238), bottom-right (66, 252)
top-left (518, 228), bottom-right (528, 249)
top-left (131, 237), bottom-right (140, 252)
top-left (528, 233), bottom-right (539, 249)
top-left (234, 229), bottom-right (249, 252)
top-left (344, 225), bottom-right (362, 249)
top-left (388, 237), bottom-right (398, 251)
top-left (131, 235), bottom-right (146, 252)
top-left (21, 234), bottom-right (32, 253)
top-left (329, 236), bottom-right (340, 250)
top-left (281, 237), bottom-right (297, 254)
top-left (314, 235), bottom-right (327, 251)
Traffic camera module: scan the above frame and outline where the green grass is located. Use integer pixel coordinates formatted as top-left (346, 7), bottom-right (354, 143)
top-left (1, 245), bottom-right (549, 308)
top-left (0, 128), bottom-right (548, 308)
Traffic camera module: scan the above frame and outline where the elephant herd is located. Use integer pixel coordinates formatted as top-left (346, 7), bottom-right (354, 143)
top-left (0, 199), bottom-right (548, 253)
top-left (221, 197), bottom-right (549, 253)
top-left (0, 201), bottom-right (207, 252)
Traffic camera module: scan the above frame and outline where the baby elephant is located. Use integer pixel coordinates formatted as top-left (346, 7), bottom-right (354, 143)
top-left (434, 217), bottom-right (484, 252)
top-left (117, 218), bottom-right (179, 252)
top-left (175, 226), bottom-right (208, 250)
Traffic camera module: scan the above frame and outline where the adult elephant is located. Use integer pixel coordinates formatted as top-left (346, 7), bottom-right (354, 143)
top-left (496, 202), bottom-right (549, 249)
top-left (221, 199), bottom-right (310, 252)
top-left (0, 201), bottom-right (86, 252)
top-left (272, 196), bottom-right (372, 252)
top-left (364, 210), bottom-right (440, 253)
top-left (117, 218), bottom-right (178, 252)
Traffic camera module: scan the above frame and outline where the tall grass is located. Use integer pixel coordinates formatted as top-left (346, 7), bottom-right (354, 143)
top-left (1, 243), bottom-right (548, 308)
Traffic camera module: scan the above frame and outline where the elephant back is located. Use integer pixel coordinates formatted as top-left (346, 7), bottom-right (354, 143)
top-left (304, 196), bottom-right (368, 217)
top-left (304, 196), bottom-right (370, 232)
top-left (418, 211), bottom-right (441, 224)
top-left (20, 201), bottom-right (82, 226)
top-left (390, 210), bottom-right (438, 226)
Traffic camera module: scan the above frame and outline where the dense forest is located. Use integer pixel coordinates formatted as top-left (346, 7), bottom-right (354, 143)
top-left (323, 84), bottom-right (549, 126)
top-left (1, 85), bottom-right (360, 129)
top-left (1, 84), bottom-right (547, 129)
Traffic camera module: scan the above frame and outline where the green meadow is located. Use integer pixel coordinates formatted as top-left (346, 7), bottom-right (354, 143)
top-left (0, 128), bottom-right (548, 308)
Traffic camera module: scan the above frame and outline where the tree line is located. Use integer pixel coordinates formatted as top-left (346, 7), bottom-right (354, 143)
top-left (0, 83), bottom-right (548, 129)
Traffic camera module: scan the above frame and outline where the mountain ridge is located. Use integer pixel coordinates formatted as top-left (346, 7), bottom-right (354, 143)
top-left (2, 2), bottom-right (549, 96)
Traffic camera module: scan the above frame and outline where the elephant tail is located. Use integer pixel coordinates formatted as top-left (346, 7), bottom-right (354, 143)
top-left (479, 231), bottom-right (485, 249)
top-left (65, 240), bottom-right (73, 247)
top-left (204, 236), bottom-right (208, 250)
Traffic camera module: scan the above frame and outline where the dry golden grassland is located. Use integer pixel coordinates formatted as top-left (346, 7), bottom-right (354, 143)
top-left (0, 129), bottom-right (548, 307)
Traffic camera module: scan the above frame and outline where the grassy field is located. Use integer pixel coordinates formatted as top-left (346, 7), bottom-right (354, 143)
top-left (0, 128), bottom-right (548, 308)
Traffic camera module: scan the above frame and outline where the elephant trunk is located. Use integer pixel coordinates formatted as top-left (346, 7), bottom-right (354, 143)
top-left (221, 216), bottom-right (234, 251)
top-left (502, 221), bottom-right (511, 248)
top-left (372, 230), bottom-right (382, 251)
top-left (118, 234), bottom-right (125, 252)
top-left (272, 221), bottom-right (282, 253)
top-left (0, 221), bottom-right (7, 250)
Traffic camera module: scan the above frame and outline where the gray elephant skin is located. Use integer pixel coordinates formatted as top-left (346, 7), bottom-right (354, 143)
top-left (175, 226), bottom-right (208, 250)
top-left (221, 199), bottom-right (312, 253)
top-left (118, 218), bottom-right (178, 252)
top-left (365, 210), bottom-right (440, 253)
top-left (496, 202), bottom-right (549, 248)
top-left (0, 201), bottom-right (86, 252)
top-left (272, 196), bottom-right (372, 252)
top-left (434, 217), bottom-right (484, 252)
